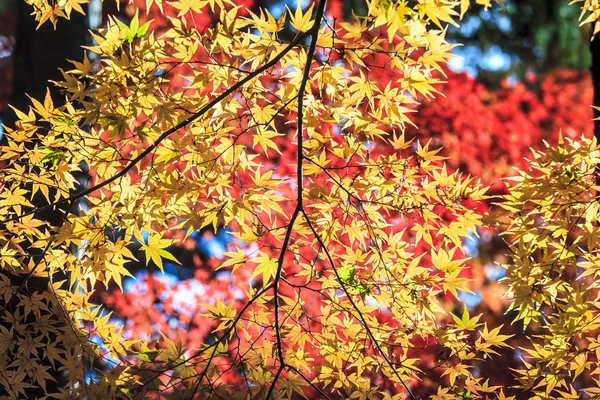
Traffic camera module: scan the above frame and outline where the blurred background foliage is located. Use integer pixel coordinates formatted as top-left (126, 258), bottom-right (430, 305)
top-left (449, 0), bottom-right (591, 85)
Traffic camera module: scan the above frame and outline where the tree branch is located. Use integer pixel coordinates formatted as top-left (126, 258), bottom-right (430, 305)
top-left (300, 208), bottom-right (417, 399)
top-left (0, 29), bottom-right (311, 226)
top-left (266, 1), bottom-right (327, 398)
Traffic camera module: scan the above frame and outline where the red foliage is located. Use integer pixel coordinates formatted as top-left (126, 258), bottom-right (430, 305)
top-left (406, 69), bottom-right (593, 192)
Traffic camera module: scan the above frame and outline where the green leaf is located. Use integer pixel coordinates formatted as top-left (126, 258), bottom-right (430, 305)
top-left (39, 147), bottom-right (65, 166)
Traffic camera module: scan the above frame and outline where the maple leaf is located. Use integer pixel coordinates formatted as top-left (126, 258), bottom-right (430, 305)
top-left (443, 269), bottom-right (471, 297)
top-left (251, 251), bottom-right (279, 286)
top-left (138, 233), bottom-right (180, 272)
top-left (451, 306), bottom-right (482, 331)
top-left (287, 0), bottom-right (314, 33)
top-left (170, 0), bottom-right (208, 17)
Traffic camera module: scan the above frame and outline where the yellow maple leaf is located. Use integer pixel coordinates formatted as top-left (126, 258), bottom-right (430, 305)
top-left (287, 0), bottom-right (314, 33)
top-left (139, 233), bottom-right (180, 272)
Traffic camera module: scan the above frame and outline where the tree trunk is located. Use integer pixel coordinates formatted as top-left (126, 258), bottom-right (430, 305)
top-left (0, 2), bottom-right (88, 128)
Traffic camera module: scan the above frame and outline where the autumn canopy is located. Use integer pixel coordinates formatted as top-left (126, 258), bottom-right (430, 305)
top-left (1, 0), bottom-right (600, 399)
